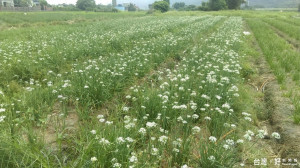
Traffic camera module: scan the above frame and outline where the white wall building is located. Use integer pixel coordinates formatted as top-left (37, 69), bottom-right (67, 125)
top-left (0, 0), bottom-right (14, 7)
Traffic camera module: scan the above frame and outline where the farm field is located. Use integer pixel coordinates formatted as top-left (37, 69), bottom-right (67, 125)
top-left (0, 11), bottom-right (299, 167)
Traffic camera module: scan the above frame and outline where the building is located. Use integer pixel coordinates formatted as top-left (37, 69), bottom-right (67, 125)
top-left (33, 0), bottom-right (40, 6)
top-left (114, 3), bottom-right (133, 11)
top-left (115, 4), bottom-right (125, 11)
top-left (0, 0), bottom-right (14, 7)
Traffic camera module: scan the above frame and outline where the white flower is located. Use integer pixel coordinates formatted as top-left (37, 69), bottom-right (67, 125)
top-left (97, 115), bottom-right (104, 119)
top-left (91, 157), bottom-right (97, 162)
top-left (99, 138), bottom-right (110, 145)
top-left (242, 112), bottom-right (251, 116)
top-left (215, 95), bottom-right (222, 100)
top-left (244, 117), bottom-right (252, 122)
top-left (84, 85), bottom-right (89, 89)
top-left (0, 116), bottom-right (6, 122)
top-left (125, 122), bottom-right (136, 129)
top-left (226, 139), bottom-right (235, 145)
top-left (0, 108), bottom-right (5, 113)
top-left (191, 91), bottom-right (196, 96)
top-left (246, 130), bottom-right (255, 136)
top-left (257, 130), bottom-right (266, 139)
top-left (192, 114), bottom-right (199, 119)
top-left (233, 93), bottom-right (240, 97)
top-left (116, 137), bottom-right (125, 144)
top-left (243, 31), bottom-right (251, 35)
top-left (146, 122), bottom-right (157, 128)
top-left (113, 163), bottom-right (122, 168)
top-left (129, 156), bottom-right (138, 163)
top-left (201, 94), bottom-right (210, 100)
top-left (204, 116), bottom-right (211, 121)
top-left (236, 139), bottom-right (244, 144)
top-left (159, 135), bottom-right (168, 144)
top-left (105, 121), bottom-right (113, 125)
top-left (47, 81), bottom-right (53, 87)
top-left (209, 136), bottom-right (217, 143)
top-left (222, 103), bottom-right (230, 109)
top-left (192, 126), bottom-right (201, 134)
top-left (138, 128), bottom-right (146, 135)
top-left (111, 158), bottom-right (118, 163)
top-left (223, 144), bottom-right (230, 150)
top-left (208, 155), bottom-right (216, 162)
top-left (173, 148), bottom-right (180, 153)
top-left (99, 118), bottom-right (105, 123)
top-left (271, 132), bottom-right (281, 139)
top-left (177, 116), bottom-right (183, 122)
top-left (244, 133), bottom-right (252, 141)
top-left (90, 130), bottom-right (96, 134)
top-left (123, 107), bottom-right (129, 112)
top-left (151, 147), bottom-right (159, 156)
top-left (126, 137), bottom-right (134, 143)
top-left (181, 164), bottom-right (189, 168)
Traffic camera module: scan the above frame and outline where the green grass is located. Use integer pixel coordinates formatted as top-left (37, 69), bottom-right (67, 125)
top-left (264, 18), bottom-right (300, 41)
top-left (246, 16), bottom-right (300, 123)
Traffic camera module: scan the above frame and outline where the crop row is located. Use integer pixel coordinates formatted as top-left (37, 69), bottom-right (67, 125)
top-left (246, 18), bottom-right (300, 123)
top-left (64, 17), bottom-right (247, 167)
top-left (263, 18), bottom-right (300, 41)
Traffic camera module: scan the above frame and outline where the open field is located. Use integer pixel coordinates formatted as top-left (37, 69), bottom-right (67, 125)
top-left (0, 11), bottom-right (300, 167)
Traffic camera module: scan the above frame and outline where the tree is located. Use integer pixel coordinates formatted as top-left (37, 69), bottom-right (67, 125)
top-left (128, 3), bottom-right (137, 11)
top-left (225, 0), bottom-right (244, 9)
top-left (173, 2), bottom-right (185, 10)
top-left (163, 0), bottom-right (170, 4)
top-left (153, 1), bottom-right (169, 13)
top-left (208, 0), bottom-right (227, 11)
top-left (198, 2), bottom-right (209, 11)
top-left (39, 0), bottom-right (48, 10)
top-left (13, 0), bottom-right (21, 7)
top-left (18, 0), bottom-right (32, 7)
top-left (76, 0), bottom-right (95, 10)
top-left (186, 5), bottom-right (197, 11)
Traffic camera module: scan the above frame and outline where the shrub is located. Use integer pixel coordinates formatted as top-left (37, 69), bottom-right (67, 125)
top-left (153, 1), bottom-right (169, 13)
top-left (208, 0), bottom-right (227, 11)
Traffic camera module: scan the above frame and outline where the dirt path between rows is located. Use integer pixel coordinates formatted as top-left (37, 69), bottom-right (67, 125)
top-left (247, 24), bottom-right (300, 166)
